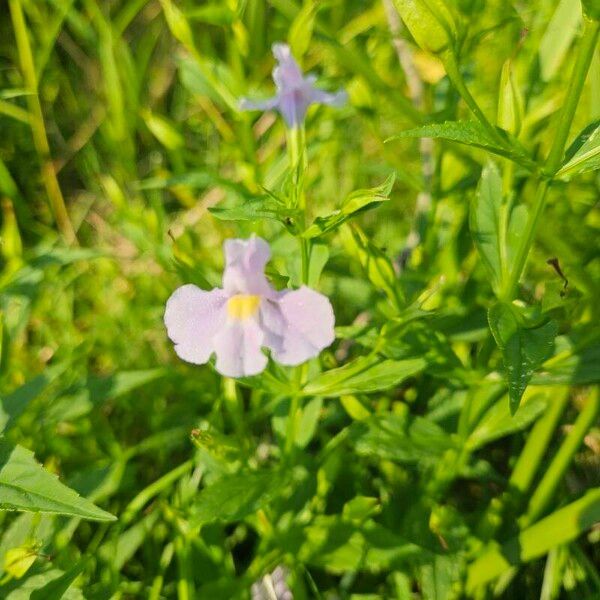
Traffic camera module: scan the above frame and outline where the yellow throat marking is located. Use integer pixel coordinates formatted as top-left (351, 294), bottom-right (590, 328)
top-left (227, 294), bottom-right (261, 320)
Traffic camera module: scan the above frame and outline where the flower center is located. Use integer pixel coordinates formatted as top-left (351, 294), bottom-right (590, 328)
top-left (227, 294), bottom-right (261, 320)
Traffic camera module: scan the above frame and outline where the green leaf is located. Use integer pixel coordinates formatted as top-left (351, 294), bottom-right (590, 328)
top-left (488, 303), bottom-right (558, 413)
top-left (388, 121), bottom-right (534, 169)
top-left (288, 1), bottom-right (317, 59)
top-left (341, 225), bottom-right (402, 307)
top-left (557, 121), bottom-right (600, 177)
top-left (470, 162), bottom-right (503, 291)
top-left (295, 396), bottom-right (323, 448)
top-left (278, 515), bottom-right (426, 573)
top-left (391, 0), bottom-right (456, 53)
top-left (0, 364), bottom-right (67, 433)
top-left (0, 441), bottom-right (116, 521)
top-left (497, 60), bottom-right (523, 136)
top-left (209, 196), bottom-right (300, 225)
top-left (354, 413), bottom-right (456, 463)
top-left (531, 336), bottom-right (600, 385)
top-left (4, 568), bottom-right (84, 600)
top-left (582, 0), bottom-right (600, 20)
top-left (30, 562), bottom-right (85, 600)
top-left (467, 392), bottom-right (548, 450)
top-left (538, 0), bottom-right (582, 81)
top-left (303, 356), bottom-right (426, 398)
top-left (45, 369), bottom-right (165, 423)
top-left (190, 470), bottom-right (285, 525)
top-left (302, 174), bottom-right (395, 238)
top-left (4, 545), bottom-right (38, 579)
top-left (466, 488), bottom-right (600, 592)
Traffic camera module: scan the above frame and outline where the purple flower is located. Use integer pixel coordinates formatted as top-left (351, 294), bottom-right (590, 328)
top-left (164, 237), bottom-right (335, 378)
top-left (240, 43), bottom-right (347, 127)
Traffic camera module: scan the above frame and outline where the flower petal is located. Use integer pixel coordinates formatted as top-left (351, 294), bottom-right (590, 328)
top-left (309, 88), bottom-right (348, 108)
top-left (239, 96), bottom-right (279, 112)
top-left (164, 285), bottom-right (228, 365)
top-left (270, 286), bottom-right (335, 365)
top-left (213, 319), bottom-right (268, 377)
top-left (272, 43), bottom-right (303, 89)
top-left (278, 89), bottom-right (309, 127)
top-left (223, 237), bottom-right (274, 296)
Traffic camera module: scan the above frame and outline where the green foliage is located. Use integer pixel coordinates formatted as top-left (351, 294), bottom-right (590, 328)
top-left (0, 0), bottom-right (599, 597)
top-left (488, 303), bottom-right (558, 413)
top-left (0, 441), bottom-right (115, 521)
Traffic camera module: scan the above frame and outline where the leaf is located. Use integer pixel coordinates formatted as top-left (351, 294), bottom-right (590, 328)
top-left (279, 515), bottom-right (426, 573)
top-left (341, 225), bottom-right (402, 307)
top-left (98, 512), bottom-right (159, 570)
top-left (467, 392), bottom-right (548, 450)
top-left (388, 121), bottom-right (534, 169)
top-left (303, 356), bottom-right (426, 398)
top-left (141, 109), bottom-right (184, 150)
top-left (488, 303), bottom-right (558, 413)
top-left (354, 413), bottom-right (456, 463)
top-left (190, 470), bottom-right (285, 525)
top-left (288, 1), bottom-right (317, 59)
top-left (466, 487), bottom-right (600, 592)
top-left (209, 196), bottom-right (300, 225)
top-left (302, 174), bottom-right (395, 238)
top-left (0, 440), bottom-right (116, 521)
top-left (531, 336), bottom-right (600, 385)
top-left (4, 546), bottom-right (38, 579)
top-left (538, 0), bottom-right (582, 82)
top-left (557, 122), bottom-right (600, 177)
top-left (0, 364), bottom-right (67, 433)
top-left (30, 562), bottom-right (85, 600)
top-left (497, 60), bottom-right (523, 136)
top-left (46, 369), bottom-right (165, 423)
top-left (470, 162), bottom-right (503, 291)
top-left (4, 568), bottom-right (84, 600)
top-left (295, 396), bottom-right (323, 448)
top-left (391, 0), bottom-right (456, 53)
top-left (582, 0), bottom-right (600, 20)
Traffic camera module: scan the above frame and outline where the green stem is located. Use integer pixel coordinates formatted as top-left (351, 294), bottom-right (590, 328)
top-left (503, 179), bottom-right (550, 300)
top-left (9, 0), bottom-right (76, 244)
top-left (284, 125), bottom-right (310, 458)
top-left (504, 22), bottom-right (599, 299)
top-left (443, 51), bottom-right (507, 148)
top-left (521, 388), bottom-right (599, 527)
top-left (545, 21), bottom-right (600, 174)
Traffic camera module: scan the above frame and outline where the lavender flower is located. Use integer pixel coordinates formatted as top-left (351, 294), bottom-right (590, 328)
top-left (240, 43), bottom-right (347, 127)
top-left (164, 237), bottom-right (335, 378)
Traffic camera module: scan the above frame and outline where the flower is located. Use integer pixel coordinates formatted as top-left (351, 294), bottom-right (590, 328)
top-left (240, 43), bottom-right (347, 127)
top-left (164, 237), bottom-right (335, 378)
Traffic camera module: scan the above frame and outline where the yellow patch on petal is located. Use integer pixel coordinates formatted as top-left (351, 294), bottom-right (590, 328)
top-left (227, 294), bottom-right (261, 320)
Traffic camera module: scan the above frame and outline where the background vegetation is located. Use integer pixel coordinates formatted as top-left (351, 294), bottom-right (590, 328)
top-left (0, 0), bottom-right (599, 598)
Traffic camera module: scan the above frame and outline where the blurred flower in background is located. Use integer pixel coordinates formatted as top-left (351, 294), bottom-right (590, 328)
top-left (240, 42), bottom-right (347, 127)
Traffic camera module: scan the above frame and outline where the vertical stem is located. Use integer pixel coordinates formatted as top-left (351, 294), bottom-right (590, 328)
top-left (443, 51), bottom-right (507, 148)
top-left (545, 21), bottom-right (600, 174)
top-left (9, 0), bottom-right (76, 244)
top-left (503, 179), bottom-right (550, 300)
top-left (284, 125), bottom-right (309, 457)
top-left (504, 21), bottom-right (600, 300)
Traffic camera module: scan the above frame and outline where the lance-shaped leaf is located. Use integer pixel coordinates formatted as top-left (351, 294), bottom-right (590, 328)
top-left (488, 303), bottom-right (558, 413)
top-left (467, 487), bottom-right (600, 592)
top-left (302, 174), bottom-right (395, 238)
top-left (392, 0), bottom-right (456, 53)
top-left (388, 121), bottom-right (535, 170)
top-left (303, 355), bottom-right (425, 397)
top-left (0, 441), bottom-right (116, 521)
top-left (557, 121), bottom-right (600, 177)
top-left (470, 162), bottom-right (503, 291)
